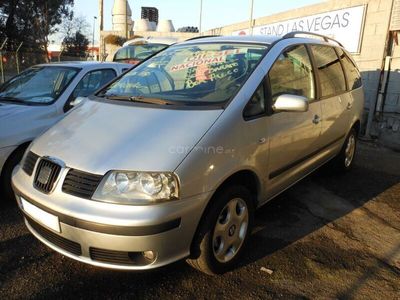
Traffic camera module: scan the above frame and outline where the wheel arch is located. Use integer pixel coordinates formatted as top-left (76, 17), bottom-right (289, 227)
top-left (189, 169), bottom-right (260, 257)
top-left (0, 141), bottom-right (31, 178)
top-left (352, 119), bottom-right (361, 136)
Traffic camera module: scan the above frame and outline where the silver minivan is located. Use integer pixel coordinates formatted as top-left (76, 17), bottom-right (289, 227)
top-left (12, 33), bottom-right (364, 275)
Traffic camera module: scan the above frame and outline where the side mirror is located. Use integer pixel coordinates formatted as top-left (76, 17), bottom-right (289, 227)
top-left (272, 94), bottom-right (309, 113)
top-left (69, 96), bottom-right (86, 108)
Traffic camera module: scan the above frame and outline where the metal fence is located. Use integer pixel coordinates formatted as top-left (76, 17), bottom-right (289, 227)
top-left (0, 43), bottom-right (89, 83)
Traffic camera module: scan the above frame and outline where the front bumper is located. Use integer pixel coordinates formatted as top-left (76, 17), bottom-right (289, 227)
top-left (12, 165), bottom-right (211, 270)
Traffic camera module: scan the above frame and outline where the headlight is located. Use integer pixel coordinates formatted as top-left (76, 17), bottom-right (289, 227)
top-left (92, 171), bottom-right (180, 205)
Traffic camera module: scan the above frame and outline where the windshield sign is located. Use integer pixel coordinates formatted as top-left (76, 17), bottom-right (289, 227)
top-left (101, 43), bottom-right (268, 105)
top-left (0, 66), bottom-right (78, 105)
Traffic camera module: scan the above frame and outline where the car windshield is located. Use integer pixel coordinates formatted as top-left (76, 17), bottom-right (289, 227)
top-left (0, 66), bottom-right (79, 104)
top-left (113, 44), bottom-right (168, 62)
top-left (101, 43), bottom-right (268, 105)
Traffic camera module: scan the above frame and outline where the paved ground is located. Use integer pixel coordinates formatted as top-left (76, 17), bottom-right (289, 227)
top-left (0, 141), bottom-right (399, 299)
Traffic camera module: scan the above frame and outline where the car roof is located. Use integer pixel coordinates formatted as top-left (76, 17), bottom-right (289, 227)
top-left (122, 37), bottom-right (179, 47)
top-left (35, 61), bottom-right (132, 69)
top-left (176, 34), bottom-right (342, 49)
top-left (179, 35), bottom-right (280, 46)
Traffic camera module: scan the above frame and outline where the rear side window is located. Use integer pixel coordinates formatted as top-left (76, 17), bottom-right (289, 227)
top-left (268, 44), bottom-right (315, 103)
top-left (311, 45), bottom-right (346, 98)
top-left (336, 48), bottom-right (362, 90)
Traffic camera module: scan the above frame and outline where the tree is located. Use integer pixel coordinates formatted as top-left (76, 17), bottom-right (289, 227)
top-left (58, 14), bottom-right (90, 41)
top-left (0, 0), bottom-right (74, 60)
top-left (61, 31), bottom-right (89, 58)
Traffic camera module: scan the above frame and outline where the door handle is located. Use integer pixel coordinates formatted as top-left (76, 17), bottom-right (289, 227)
top-left (312, 115), bottom-right (320, 124)
top-left (347, 102), bottom-right (353, 110)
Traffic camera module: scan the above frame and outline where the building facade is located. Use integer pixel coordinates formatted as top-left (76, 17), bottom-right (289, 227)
top-left (206, 0), bottom-right (400, 149)
top-left (141, 7), bottom-right (159, 24)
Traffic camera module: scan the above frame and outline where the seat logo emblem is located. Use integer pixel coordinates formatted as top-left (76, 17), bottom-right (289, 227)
top-left (37, 166), bottom-right (52, 185)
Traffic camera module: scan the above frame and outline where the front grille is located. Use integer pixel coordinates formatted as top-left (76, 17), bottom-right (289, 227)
top-left (34, 159), bottom-right (62, 194)
top-left (22, 151), bottom-right (39, 176)
top-left (26, 216), bottom-right (82, 256)
top-left (62, 169), bottom-right (103, 199)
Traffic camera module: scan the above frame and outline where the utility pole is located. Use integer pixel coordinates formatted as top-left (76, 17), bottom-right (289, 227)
top-left (249, 0), bottom-right (254, 35)
top-left (199, 0), bottom-right (203, 35)
top-left (98, 0), bottom-right (103, 31)
top-left (126, 0), bottom-right (129, 39)
top-left (92, 16), bottom-right (97, 60)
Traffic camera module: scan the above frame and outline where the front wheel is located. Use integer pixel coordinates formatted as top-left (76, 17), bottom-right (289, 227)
top-left (187, 185), bottom-right (254, 275)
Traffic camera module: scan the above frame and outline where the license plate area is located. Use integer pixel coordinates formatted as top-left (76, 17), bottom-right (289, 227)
top-left (21, 198), bottom-right (60, 233)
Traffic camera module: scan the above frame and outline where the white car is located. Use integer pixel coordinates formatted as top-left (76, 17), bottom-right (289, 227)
top-left (0, 61), bottom-right (131, 201)
top-left (112, 37), bottom-right (179, 64)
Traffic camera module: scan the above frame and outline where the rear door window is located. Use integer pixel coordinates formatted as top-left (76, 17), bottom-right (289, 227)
top-left (268, 44), bottom-right (315, 103)
top-left (310, 45), bottom-right (346, 98)
top-left (336, 48), bottom-right (362, 90)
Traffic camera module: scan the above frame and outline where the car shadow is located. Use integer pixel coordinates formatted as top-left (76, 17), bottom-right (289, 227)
top-left (238, 162), bottom-right (400, 268)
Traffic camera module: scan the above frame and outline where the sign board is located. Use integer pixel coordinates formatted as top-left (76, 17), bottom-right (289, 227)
top-left (233, 6), bottom-right (366, 53)
top-left (391, 0), bottom-right (400, 31)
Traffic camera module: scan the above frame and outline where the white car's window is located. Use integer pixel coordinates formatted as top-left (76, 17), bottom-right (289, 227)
top-left (269, 44), bottom-right (315, 103)
top-left (72, 69), bottom-right (117, 98)
top-left (311, 45), bottom-right (346, 98)
top-left (113, 44), bottom-right (168, 63)
top-left (100, 43), bottom-right (268, 106)
top-left (0, 66), bottom-right (78, 104)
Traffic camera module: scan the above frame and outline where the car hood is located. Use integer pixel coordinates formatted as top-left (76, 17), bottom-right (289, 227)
top-left (0, 102), bottom-right (56, 148)
top-left (31, 99), bottom-right (223, 174)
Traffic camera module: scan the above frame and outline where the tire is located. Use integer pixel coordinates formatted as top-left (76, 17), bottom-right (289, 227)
top-left (331, 128), bottom-right (357, 173)
top-left (0, 146), bottom-right (26, 204)
top-left (187, 185), bottom-right (254, 275)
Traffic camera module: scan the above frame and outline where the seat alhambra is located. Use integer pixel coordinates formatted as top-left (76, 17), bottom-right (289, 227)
top-left (12, 33), bottom-right (364, 275)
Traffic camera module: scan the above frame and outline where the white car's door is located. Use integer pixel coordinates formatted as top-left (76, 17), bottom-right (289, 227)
top-left (61, 68), bottom-right (118, 112)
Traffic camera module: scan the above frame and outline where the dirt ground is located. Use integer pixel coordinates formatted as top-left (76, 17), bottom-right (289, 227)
top-left (0, 141), bottom-right (399, 299)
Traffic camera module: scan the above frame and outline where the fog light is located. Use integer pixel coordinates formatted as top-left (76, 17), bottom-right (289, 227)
top-left (142, 250), bottom-right (156, 261)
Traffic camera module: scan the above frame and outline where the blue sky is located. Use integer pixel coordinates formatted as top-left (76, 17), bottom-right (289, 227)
top-left (72, 0), bottom-right (323, 43)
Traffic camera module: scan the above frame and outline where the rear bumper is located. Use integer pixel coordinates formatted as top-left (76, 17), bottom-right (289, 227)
top-left (12, 166), bottom-right (212, 270)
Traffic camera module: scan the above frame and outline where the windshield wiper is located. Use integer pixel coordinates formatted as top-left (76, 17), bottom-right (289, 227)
top-left (103, 95), bottom-right (182, 106)
top-left (0, 96), bottom-right (25, 103)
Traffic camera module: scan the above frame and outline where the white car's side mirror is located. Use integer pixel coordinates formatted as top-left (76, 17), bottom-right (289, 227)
top-left (272, 94), bottom-right (309, 113)
top-left (70, 96), bottom-right (86, 108)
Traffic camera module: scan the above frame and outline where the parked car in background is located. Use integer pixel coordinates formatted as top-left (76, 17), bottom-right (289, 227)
top-left (0, 61), bottom-right (131, 201)
top-left (12, 33), bottom-right (364, 274)
top-left (112, 37), bottom-right (179, 65)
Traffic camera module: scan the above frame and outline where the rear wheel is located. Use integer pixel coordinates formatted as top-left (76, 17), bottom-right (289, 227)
top-left (187, 185), bottom-right (254, 275)
top-left (331, 128), bottom-right (357, 173)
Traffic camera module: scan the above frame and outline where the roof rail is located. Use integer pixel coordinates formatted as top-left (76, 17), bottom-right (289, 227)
top-left (185, 35), bottom-right (221, 41)
top-left (282, 31), bottom-right (344, 47)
